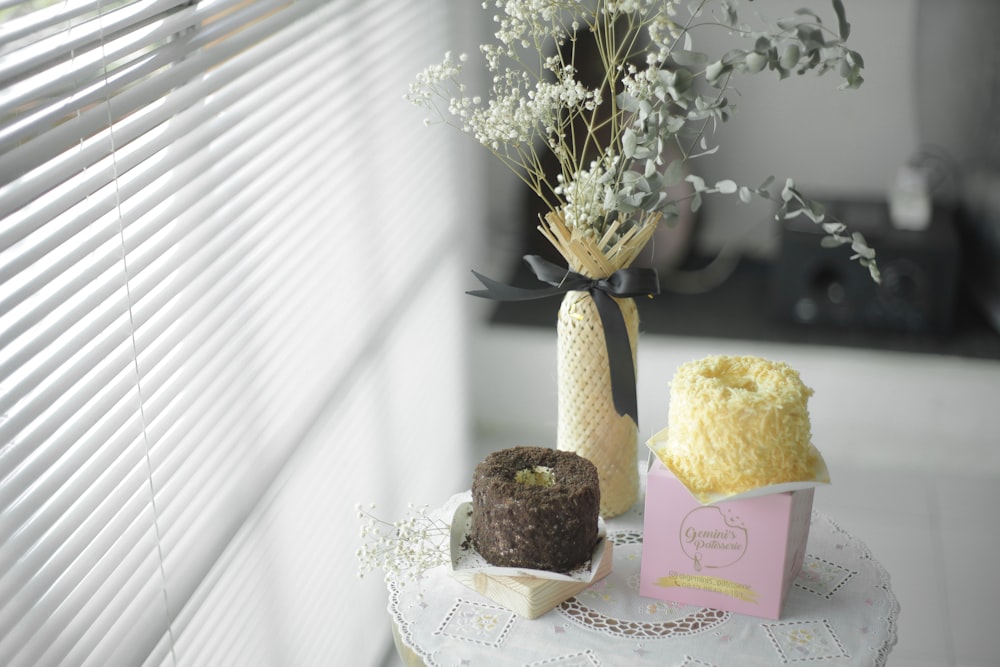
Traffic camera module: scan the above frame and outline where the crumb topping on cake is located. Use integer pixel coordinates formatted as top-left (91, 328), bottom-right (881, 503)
top-left (470, 446), bottom-right (600, 572)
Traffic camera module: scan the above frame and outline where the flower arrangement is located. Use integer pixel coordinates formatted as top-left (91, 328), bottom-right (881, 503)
top-left (407, 0), bottom-right (879, 281)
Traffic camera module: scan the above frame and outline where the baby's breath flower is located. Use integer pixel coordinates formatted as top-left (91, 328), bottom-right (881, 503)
top-left (555, 154), bottom-right (620, 231)
top-left (405, 52), bottom-right (465, 108)
top-left (356, 503), bottom-right (451, 589)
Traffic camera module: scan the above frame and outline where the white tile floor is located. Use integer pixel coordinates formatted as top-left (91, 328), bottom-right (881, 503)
top-left (814, 466), bottom-right (1000, 667)
top-left (467, 324), bottom-right (1000, 667)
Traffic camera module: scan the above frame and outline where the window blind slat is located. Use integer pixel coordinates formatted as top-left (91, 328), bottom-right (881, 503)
top-left (0, 341), bottom-right (136, 517)
top-left (0, 306), bottom-right (133, 479)
top-left (0, 452), bottom-right (154, 663)
top-left (0, 0), bottom-right (305, 191)
top-left (0, 4), bottom-right (198, 122)
top-left (0, 206), bottom-right (120, 325)
top-left (0, 33), bottom-right (183, 156)
top-left (0, 236), bottom-right (129, 396)
top-left (0, 1), bottom-right (117, 50)
top-left (0, 379), bottom-right (143, 563)
top-left (3, 490), bottom-right (160, 667)
top-left (76, 574), bottom-right (171, 667)
top-left (0, 1), bottom-right (190, 85)
top-left (28, 509), bottom-right (160, 667)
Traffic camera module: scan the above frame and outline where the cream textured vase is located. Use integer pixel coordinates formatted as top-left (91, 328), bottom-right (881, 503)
top-left (556, 290), bottom-right (640, 518)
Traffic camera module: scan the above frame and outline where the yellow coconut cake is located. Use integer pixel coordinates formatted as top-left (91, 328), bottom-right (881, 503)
top-left (659, 355), bottom-right (821, 497)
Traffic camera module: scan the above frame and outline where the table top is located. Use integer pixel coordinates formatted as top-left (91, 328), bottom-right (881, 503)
top-left (387, 492), bottom-right (899, 667)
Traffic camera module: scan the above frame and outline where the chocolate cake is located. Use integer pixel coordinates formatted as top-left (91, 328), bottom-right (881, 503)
top-left (470, 446), bottom-right (601, 572)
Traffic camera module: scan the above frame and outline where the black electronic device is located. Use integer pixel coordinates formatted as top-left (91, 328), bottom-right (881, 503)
top-left (771, 200), bottom-right (961, 334)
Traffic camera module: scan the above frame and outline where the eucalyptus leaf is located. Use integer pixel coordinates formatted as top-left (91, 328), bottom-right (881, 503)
top-left (617, 92), bottom-right (640, 112)
top-left (604, 188), bottom-right (618, 211)
top-left (662, 68), bottom-right (694, 98)
top-left (833, 0), bottom-right (851, 40)
top-left (867, 262), bottom-right (882, 283)
top-left (620, 170), bottom-right (649, 191)
top-left (665, 116), bottom-right (686, 133)
top-left (634, 145), bottom-right (657, 160)
top-left (721, 49), bottom-right (748, 66)
top-left (705, 60), bottom-right (726, 83)
top-left (672, 50), bottom-right (709, 67)
top-left (781, 179), bottom-right (797, 202)
top-left (851, 232), bottom-right (876, 259)
top-left (663, 159), bottom-right (687, 186)
top-left (722, 1), bottom-right (739, 27)
top-left (780, 44), bottom-right (801, 70)
top-left (623, 128), bottom-right (638, 159)
top-left (745, 52), bottom-right (767, 73)
top-left (690, 191), bottom-right (702, 213)
top-left (796, 25), bottom-right (825, 50)
top-left (641, 191), bottom-right (662, 209)
top-left (689, 144), bottom-right (719, 158)
top-left (686, 174), bottom-right (706, 192)
top-left (715, 179), bottom-right (738, 194)
top-left (820, 236), bottom-right (849, 248)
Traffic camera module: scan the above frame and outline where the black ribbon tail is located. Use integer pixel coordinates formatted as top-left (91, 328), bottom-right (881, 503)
top-left (590, 288), bottom-right (639, 424)
top-left (467, 269), bottom-right (567, 301)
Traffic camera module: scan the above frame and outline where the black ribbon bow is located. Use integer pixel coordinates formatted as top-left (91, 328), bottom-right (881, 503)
top-left (467, 255), bottom-right (660, 424)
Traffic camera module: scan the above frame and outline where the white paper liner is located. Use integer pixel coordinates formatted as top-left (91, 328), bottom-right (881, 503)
top-left (449, 502), bottom-right (608, 583)
top-left (646, 426), bottom-right (830, 505)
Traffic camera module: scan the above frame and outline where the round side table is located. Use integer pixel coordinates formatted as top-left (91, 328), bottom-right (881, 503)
top-left (387, 493), bottom-right (898, 666)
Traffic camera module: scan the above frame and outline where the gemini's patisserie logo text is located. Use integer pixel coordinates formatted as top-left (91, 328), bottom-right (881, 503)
top-left (679, 506), bottom-right (748, 571)
top-left (655, 572), bottom-right (759, 603)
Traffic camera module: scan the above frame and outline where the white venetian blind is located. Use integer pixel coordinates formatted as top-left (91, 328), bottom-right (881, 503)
top-left (1, 1), bottom-right (471, 665)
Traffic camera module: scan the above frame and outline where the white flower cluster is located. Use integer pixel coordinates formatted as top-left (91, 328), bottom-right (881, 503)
top-left (356, 503), bottom-right (450, 588)
top-left (603, 0), bottom-right (661, 15)
top-left (555, 155), bottom-right (619, 232)
top-left (406, 52), bottom-right (467, 116)
top-left (448, 62), bottom-right (601, 153)
top-left (646, 7), bottom-right (683, 63)
top-left (486, 0), bottom-right (576, 51)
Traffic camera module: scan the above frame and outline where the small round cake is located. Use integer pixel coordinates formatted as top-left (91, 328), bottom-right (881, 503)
top-left (664, 355), bottom-right (818, 496)
top-left (470, 446), bottom-right (600, 572)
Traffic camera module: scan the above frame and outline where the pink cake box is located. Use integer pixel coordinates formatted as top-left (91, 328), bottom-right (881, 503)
top-left (639, 454), bottom-right (822, 619)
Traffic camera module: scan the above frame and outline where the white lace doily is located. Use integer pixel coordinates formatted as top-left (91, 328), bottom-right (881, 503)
top-left (387, 494), bottom-right (899, 667)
